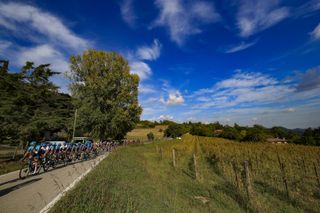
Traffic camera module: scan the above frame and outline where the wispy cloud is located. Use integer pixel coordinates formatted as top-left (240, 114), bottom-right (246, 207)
top-left (295, 67), bottom-right (320, 92)
top-left (120, 0), bottom-right (137, 27)
top-left (18, 44), bottom-right (69, 72)
top-left (0, 2), bottom-right (89, 50)
top-left (190, 69), bottom-right (320, 110)
top-left (128, 39), bottom-right (162, 80)
top-left (224, 40), bottom-right (258, 53)
top-left (136, 39), bottom-right (161, 60)
top-left (237, 0), bottom-right (289, 37)
top-left (0, 2), bottom-right (90, 93)
top-left (153, 0), bottom-right (220, 45)
top-left (311, 23), bottom-right (320, 40)
top-left (138, 84), bottom-right (157, 94)
top-left (130, 61), bottom-right (152, 80)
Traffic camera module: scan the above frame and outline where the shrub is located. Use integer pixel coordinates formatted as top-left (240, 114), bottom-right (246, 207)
top-left (147, 132), bottom-right (155, 141)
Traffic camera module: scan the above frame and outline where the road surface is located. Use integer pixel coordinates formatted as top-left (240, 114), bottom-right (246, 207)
top-left (0, 153), bottom-right (108, 213)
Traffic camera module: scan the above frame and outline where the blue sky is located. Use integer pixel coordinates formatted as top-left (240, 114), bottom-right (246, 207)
top-left (0, 0), bottom-right (320, 128)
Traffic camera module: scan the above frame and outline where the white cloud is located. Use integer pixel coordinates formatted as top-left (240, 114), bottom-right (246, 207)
top-left (159, 114), bottom-right (173, 120)
top-left (128, 39), bottom-right (162, 80)
top-left (191, 71), bottom-right (295, 109)
top-left (136, 39), bottom-right (161, 61)
top-left (296, 67), bottom-right (320, 92)
top-left (161, 90), bottom-right (184, 105)
top-left (130, 61), bottom-right (152, 80)
top-left (237, 0), bottom-right (289, 37)
top-left (153, 0), bottom-right (220, 45)
top-left (0, 40), bottom-right (12, 52)
top-left (286, 108), bottom-right (296, 113)
top-left (139, 84), bottom-right (156, 94)
top-left (311, 23), bottom-right (320, 40)
top-left (216, 72), bottom-right (277, 89)
top-left (224, 40), bottom-right (257, 53)
top-left (17, 44), bottom-right (69, 72)
top-left (120, 0), bottom-right (137, 27)
top-left (0, 2), bottom-right (89, 50)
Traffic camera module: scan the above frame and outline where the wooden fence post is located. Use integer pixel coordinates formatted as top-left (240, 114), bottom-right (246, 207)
top-left (172, 149), bottom-right (176, 168)
top-left (277, 154), bottom-right (290, 199)
top-left (243, 160), bottom-right (253, 201)
top-left (193, 153), bottom-right (199, 180)
top-left (313, 162), bottom-right (320, 189)
top-left (232, 162), bottom-right (240, 189)
top-left (12, 146), bottom-right (18, 160)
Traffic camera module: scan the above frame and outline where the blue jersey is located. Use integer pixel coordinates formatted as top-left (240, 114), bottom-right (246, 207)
top-left (27, 145), bottom-right (34, 152)
top-left (34, 144), bottom-right (41, 152)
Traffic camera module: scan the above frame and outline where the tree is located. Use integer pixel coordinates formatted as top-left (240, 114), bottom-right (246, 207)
top-left (164, 123), bottom-right (185, 138)
top-left (147, 132), bottom-right (154, 141)
top-left (0, 61), bottom-right (74, 145)
top-left (243, 127), bottom-right (266, 142)
top-left (221, 126), bottom-right (242, 140)
top-left (69, 49), bottom-right (142, 140)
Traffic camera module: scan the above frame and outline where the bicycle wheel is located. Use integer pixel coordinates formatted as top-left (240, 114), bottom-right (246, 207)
top-left (19, 163), bottom-right (30, 179)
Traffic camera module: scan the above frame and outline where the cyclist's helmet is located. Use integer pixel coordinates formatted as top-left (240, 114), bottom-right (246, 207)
top-left (30, 141), bottom-right (37, 146)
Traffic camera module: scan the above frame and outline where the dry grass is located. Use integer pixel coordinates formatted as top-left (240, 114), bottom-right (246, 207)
top-left (126, 125), bottom-right (167, 141)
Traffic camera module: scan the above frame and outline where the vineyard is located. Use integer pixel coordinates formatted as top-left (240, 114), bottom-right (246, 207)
top-left (51, 134), bottom-right (320, 213)
top-left (163, 134), bottom-right (320, 212)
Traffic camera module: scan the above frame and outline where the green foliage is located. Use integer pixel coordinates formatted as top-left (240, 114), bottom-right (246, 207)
top-left (0, 61), bottom-right (73, 145)
top-left (138, 120), bottom-right (156, 128)
top-left (243, 127), bottom-right (266, 142)
top-left (69, 49), bottom-right (142, 140)
top-left (221, 126), bottom-right (242, 140)
top-left (147, 132), bottom-right (154, 141)
top-left (301, 127), bottom-right (320, 146)
top-left (159, 121), bottom-right (319, 146)
top-left (164, 123), bottom-right (186, 138)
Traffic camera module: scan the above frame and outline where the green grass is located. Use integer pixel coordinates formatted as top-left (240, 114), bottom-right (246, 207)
top-left (0, 160), bottom-right (21, 175)
top-left (51, 135), bottom-right (320, 213)
top-left (0, 145), bottom-right (24, 175)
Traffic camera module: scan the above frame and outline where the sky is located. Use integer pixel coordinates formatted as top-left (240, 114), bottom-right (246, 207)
top-left (0, 0), bottom-right (320, 128)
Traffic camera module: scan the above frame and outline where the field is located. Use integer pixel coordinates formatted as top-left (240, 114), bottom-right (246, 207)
top-left (51, 134), bottom-right (320, 213)
top-left (125, 125), bottom-right (167, 142)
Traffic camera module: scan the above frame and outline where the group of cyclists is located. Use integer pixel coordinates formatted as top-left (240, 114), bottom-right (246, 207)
top-left (19, 139), bottom-right (119, 179)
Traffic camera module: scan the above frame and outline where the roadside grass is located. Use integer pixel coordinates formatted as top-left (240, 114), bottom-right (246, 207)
top-left (50, 135), bottom-right (320, 213)
top-left (0, 146), bottom-right (24, 175)
top-left (126, 125), bottom-right (167, 142)
top-left (0, 160), bottom-right (21, 175)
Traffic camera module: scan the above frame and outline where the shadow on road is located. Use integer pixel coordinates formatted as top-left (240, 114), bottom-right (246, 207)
top-left (0, 177), bottom-right (21, 187)
top-left (0, 178), bottom-right (42, 197)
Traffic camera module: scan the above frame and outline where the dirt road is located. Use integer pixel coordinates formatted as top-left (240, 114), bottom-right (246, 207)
top-left (0, 153), bottom-right (108, 213)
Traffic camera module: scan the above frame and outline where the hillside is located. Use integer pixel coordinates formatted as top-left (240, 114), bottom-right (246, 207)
top-left (51, 135), bottom-right (320, 213)
top-left (125, 125), bottom-right (167, 141)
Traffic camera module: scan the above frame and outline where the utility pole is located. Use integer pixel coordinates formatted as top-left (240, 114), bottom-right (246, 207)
top-left (72, 109), bottom-right (77, 141)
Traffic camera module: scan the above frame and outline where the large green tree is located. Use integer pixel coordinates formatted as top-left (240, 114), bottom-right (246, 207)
top-left (69, 49), bottom-right (142, 140)
top-left (0, 61), bottom-right (74, 145)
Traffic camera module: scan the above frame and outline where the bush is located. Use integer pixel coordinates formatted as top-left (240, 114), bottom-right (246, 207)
top-left (164, 124), bottom-right (185, 138)
top-left (243, 128), bottom-right (266, 142)
top-left (221, 127), bottom-right (242, 140)
top-left (147, 132), bottom-right (154, 141)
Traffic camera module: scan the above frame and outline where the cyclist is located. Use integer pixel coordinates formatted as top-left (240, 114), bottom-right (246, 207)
top-left (21, 141), bottom-right (37, 171)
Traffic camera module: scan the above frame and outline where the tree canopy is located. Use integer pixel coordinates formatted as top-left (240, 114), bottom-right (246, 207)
top-left (0, 61), bottom-right (74, 145)
top-left (69, 49), bottom-right (142, 140)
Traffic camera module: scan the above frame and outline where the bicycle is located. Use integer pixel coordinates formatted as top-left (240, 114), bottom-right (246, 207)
top-left (19, 157), bottom-right (47, 179)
